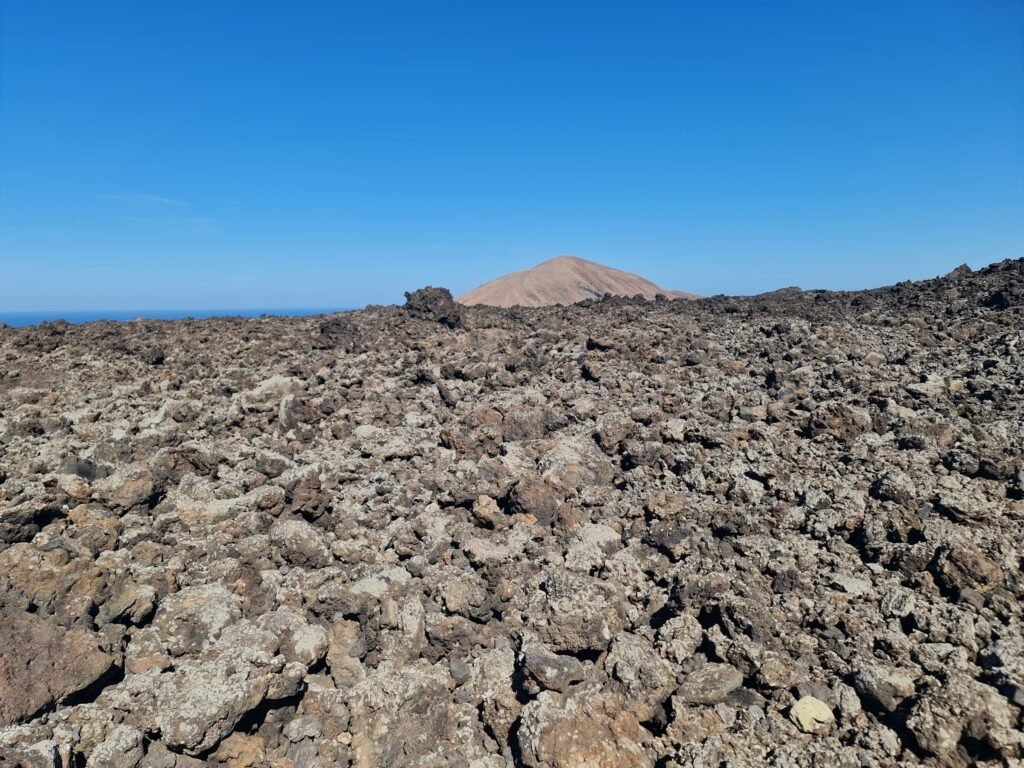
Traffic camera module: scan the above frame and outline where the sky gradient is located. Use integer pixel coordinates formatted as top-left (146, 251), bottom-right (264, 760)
top-left (2, 1), bottom-right (1023, 311)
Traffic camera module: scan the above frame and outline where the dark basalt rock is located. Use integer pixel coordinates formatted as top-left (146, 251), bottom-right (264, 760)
top-left (403, 286), bottom-right (466, 329)
top-left (0, 259), bottom-right (1021, 765)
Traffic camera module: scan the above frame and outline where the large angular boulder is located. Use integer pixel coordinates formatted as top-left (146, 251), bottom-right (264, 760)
top-left (0, 610), bottom-right (115, 726)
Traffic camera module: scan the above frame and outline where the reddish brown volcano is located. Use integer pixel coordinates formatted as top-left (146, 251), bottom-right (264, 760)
top-left (457, 255), bottom-right (698, 307)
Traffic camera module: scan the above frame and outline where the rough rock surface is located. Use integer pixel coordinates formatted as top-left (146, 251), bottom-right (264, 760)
top-left (0, 259), bottom-right (1022, 766)
top-left (0, 610), bottom-right (115, 727)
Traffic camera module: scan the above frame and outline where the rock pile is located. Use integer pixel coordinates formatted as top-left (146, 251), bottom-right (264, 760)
top-left (0, 259), bottom-right (1021, 766)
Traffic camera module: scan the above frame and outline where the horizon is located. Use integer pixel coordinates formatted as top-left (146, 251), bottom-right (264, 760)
top-left (2, 2), bottom-right (1023, 310)
top-left (0, 253), bottom-right (1011, 326)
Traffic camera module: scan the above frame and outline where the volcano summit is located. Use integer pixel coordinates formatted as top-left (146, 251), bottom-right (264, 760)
top-left (458, 255), bottom-right (698, 307)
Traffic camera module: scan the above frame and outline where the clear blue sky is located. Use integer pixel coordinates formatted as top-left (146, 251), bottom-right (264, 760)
top-left (2, 1), bottom-right (1022, 310)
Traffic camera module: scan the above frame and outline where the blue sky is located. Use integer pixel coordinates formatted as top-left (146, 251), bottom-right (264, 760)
top-left (1, 1), bottom-right (1022, 310)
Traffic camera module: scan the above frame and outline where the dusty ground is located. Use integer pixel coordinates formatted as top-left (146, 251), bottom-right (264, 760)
top-left (0, 260), bottom-right (1021, 767)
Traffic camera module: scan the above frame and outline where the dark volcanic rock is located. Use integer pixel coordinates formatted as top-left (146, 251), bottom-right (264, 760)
top-left (403, 286), bottom-right (465, 328)
top-left (0, 259), bottom-right (1022, 765)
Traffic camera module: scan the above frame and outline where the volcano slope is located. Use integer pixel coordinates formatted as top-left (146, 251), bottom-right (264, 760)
top-left (0, 262), bottom-right (1022, 767)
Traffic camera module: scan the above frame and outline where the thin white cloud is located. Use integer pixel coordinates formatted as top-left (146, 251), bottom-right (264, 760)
top-left (120, 215), bottom-right (219, 227)
top-left (98, 193), bottom-right (189, 206)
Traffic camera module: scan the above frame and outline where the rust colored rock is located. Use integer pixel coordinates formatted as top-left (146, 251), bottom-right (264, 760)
top-left (517, 690), bottom-right (653, 768)
top-left (931, 542), bottom-right (1003, 594)
top-left (508, 477), bottom-right (562, 526)
top-left (0, 609), bottom-right (115, 726)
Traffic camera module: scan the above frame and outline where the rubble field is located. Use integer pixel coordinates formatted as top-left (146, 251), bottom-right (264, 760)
top-left (0, 260), bottom-right (1022, 767)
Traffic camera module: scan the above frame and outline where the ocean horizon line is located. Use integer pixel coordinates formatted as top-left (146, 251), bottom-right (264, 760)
top-left (0, 307), bottom-right (359, 328)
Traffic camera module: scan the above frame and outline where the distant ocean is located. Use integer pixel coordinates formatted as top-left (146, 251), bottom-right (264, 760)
top-left (0, 308), bottom-right (353, 328)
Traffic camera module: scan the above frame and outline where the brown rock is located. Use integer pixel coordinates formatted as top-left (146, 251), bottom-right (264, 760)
top-left (508, 478), bottom-right (562, 526)
top-left (0, 609), bottom-right (115, 726)
top-left (470, 494), bottom-right (507, 529)
top-left (517, 690), bottom-right (653, 768)
top-left (931, 542), bottom-right (1003, 594)
top-left (211, 733), bottom-right (266, 768)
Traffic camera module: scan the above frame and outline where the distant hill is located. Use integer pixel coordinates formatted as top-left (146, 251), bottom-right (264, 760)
top-left (457, 255), bottom-right (699, 307)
